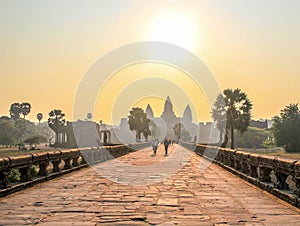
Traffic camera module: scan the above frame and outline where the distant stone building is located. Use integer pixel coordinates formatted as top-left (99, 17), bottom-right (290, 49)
top-left (250, 119), bottom-right (268, 130)
top-left (60, 96), bottom-right (220, 147)
top-left (144, 96), bottom-right (219, 142)
top-left (160, 96), bottom-right (180, 126)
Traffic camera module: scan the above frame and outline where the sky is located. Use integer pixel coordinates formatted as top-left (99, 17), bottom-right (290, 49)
top-left (0, 0), bottom-right (299, 125)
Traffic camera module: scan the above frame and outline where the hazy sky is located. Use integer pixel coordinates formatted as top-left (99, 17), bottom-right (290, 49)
top-left (0, 0), bottom-right (299, 124)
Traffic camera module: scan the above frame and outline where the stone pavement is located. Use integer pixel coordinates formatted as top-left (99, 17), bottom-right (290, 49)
top-left (0, 145), bottom-right (300, 225)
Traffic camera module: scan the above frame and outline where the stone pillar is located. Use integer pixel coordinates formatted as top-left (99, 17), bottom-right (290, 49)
top-left (63, 158), bottom-right (71, 169)
top-left (274, 172), bottom-right (289, 190)
top-left (0, 170), bottom-right (10, 188)
top-left (259, 167), bottom-right (272, 182)
top-left (72, 156), bottom-right (79, 167)
top-left (19, 166), bottom-right (32, 182)
top-left (293, 162), bottom-right (300, 196)
top-left (52, 160), bottom-right (61, 172)
top-left (37, 163), bottom-right (49, 176)
top-left (274, 158), bottom-right (296, 190)
top-left (258, 156), bottom-right (275, 183)
top-left (0, 158), bottom-right (10, 188)
top-left (234, 152), bottom-right (242, 171)
top-left (249, 154), bottom-right (259, 178)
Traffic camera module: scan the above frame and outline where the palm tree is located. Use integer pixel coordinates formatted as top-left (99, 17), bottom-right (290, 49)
top-left (9, 103), bottom-right (21, 120)
top-left (15, 118), bottom-right (27, 150)
top-left (20, 102), bottom-right (31, 118)
top-left (211, 94), bottom-right (227, 144)
top-left (37, 113), bottom-right (43, 126)
top-left (212, 88), bottom-right (252, 149)
top-left (128, 107), bottom-right (150, 142)
top-left (86, 113), bottom-right (93, 121)
top-left (48, 109), bottom-right (66, 147)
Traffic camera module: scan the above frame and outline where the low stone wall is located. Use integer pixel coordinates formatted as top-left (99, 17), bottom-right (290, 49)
top-left (0, 142), bottom-right (149, 196)
top-left (181, 142), bottom-right (300, 207)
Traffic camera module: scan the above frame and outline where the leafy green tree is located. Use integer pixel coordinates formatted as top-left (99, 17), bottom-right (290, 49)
top-left (24, 134), bottom-right (47, 148)
top-left (173, 123), bottom-right (191, 142)
top-left (128, 107), bottom-right (150, 142)
top-left (86, 113), bottom-right (93, 121)
top-left (15, 118), bottom-right (27, 150)
top-left (20, 102), bottom-right (31, 118)
top-left (40, 122), bottom-right (55, 146)
top-left (235, 127), bottom-right (269, 149)
top-left (272, 103), bottom-right (300, 152)
top-left (211, 94), bottom-right (227, 144)
top-left (181, 129), bottom-right (191, 142)
top-left (9, 103), bottom-right (21, 120)
top-left (262, 139), bottom-right (275, 150)
top-left (0, 120), bottom-right (16, 147)
top-left (142, 128), bottom-right (151, 141)
top-left (212, 88), bottom-right (252, 149)
top-left (173, 123), bottom-right (182, 141)
top-left (149, 120), bottom-right (160, 138)
top-left (48, 109), bottom-right (66, 147)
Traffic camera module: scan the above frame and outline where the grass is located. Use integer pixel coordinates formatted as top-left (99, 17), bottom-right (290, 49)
top-left (0, 145), bottom-right (61, 158)
top-left (2, 145), bottom-right (300, 161)
top-left (237, 147), bottom-right (300, 160)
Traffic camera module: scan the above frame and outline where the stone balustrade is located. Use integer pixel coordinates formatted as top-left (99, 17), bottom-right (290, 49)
top-left (0, 149), bottom-right (86, 191)
top-left (181, 143), bottom-right (300, 207)
top-left (0, 142), bottom-right (149, 196)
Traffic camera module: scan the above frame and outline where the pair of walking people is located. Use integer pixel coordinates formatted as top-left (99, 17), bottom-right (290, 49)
top-left (151, 138), bottom-right (170, 156)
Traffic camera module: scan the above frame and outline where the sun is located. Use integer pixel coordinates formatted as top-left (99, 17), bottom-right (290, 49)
top-left (148, 12), bottom-right (197, 50)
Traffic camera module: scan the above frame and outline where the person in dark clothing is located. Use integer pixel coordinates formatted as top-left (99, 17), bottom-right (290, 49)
top-left (163, 138), bottom-right (170, 156)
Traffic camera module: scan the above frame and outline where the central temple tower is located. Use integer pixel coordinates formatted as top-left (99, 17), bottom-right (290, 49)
top-left (160, 96), bottom-right (179, 125)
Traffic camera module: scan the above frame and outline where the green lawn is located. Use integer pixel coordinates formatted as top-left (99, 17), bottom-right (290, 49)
top-left (0, 146), bottom-right (60, 158)
top-left (237, 147), bottom-right (300, 160)
top-left (2, 145), bottom-right (300, 161)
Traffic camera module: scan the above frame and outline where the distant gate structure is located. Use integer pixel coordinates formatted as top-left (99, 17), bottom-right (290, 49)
top-left (100, 130), bottom-right (111, 144)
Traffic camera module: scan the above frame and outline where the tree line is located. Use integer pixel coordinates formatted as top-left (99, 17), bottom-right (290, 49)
top-left (0, 102), bottom-right (54, 149)
top-left (211, 88), bottom-right (300, 152)
top-left (0, 90), bottom-right (299, 152)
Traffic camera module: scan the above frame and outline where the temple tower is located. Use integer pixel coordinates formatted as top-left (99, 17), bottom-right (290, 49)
top-left (161, 96), bottom-right (178, 125)
top-left (183, 104), bottom-right (192, 124)
top-left (146, 104), bottom-right (154, 119)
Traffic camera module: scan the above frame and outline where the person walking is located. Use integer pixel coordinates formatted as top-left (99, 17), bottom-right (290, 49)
top-left (152, 139), bottom-right (159, 156)
top-left (163, 138), bottom-right (170, 156)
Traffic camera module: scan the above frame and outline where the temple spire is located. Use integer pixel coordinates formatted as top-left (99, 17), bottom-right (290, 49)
top-left (183, 104), bottom-right (192, 123)
top-left (161, 96), bottom-right (177, 125)
top-left (146, 104), bottom-right (154, 119)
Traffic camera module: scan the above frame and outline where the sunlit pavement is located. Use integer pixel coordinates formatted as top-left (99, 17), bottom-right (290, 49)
top-left (0, 145), bottom-right (300, 225)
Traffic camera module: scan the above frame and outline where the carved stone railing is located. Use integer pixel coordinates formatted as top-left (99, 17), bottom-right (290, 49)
top-left (181, 143), bottom-right (300, 207)
top-left (0, 142), bottom-right (149, 196)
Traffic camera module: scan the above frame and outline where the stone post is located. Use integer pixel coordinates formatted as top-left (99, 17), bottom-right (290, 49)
top-left (37, 163), bottom-right (49, 176)
top-left (258, 155), bottom-right (275, 183)
top-left (19, 166), bottom-right (32, 182)
top-left (248, 154), bottom-right (259, 178)
top-left (292, 162), bottom-right (300, 196)
top-left (52, 160), bottom-right (61, 172)
top-left (63, 158), bottom-right (71, 169)
top-left (274, 158), bottom-right (296, 190)
top-left (32, 153), bottom-right (49, 177)
top-left (234, 151), bottom-right (242, 171)
top-left (0, 158), bottom-right (10, 188)
top-left (48, 151), bottom-right (62, 173)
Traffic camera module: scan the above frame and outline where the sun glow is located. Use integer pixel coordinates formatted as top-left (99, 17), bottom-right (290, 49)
top-left (148, 12), bottom-right (198, 50)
